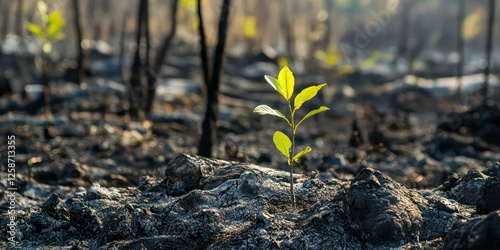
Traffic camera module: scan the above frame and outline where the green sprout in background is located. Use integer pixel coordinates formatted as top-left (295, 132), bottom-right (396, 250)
top-left (26, 0), bottom-right (65, 55)
top-left (25, 0), bottom-right (65, 114)
top-left (254, 66), bottom-right (330, 212)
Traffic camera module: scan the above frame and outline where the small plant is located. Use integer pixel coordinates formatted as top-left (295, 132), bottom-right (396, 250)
top-left (26, 1), bottom-right (65, 55)
top-left (25, 0), bottom-right (65, 113)
top-left (254, 66), bottom-right (329, 212)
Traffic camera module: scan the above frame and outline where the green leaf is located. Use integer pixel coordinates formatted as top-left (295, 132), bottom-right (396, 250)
top-left (37, 1), bottom-right (49, 15)
top-left (47, 11), bottom-right (65, 41)
top-left (362, 51), bottom-right (381, 69)
top-left (37, 1), bottom-right (49, 23)
top-left (294, 83), bottom-right (327, 112)
top-left (243, 16), bottom-right (256, 38)
top-left (277, 66), bottom-right (294, 101)
top-left (278, 56), bottom-right (288, 69)
top-left (293, 146), bottom-right (312, 163)
top-left (42, 43), bottom-right (52, 54)
top-left (26, 23), bottom-right (44, 39)
top-left (296, 106), bottom-right (330, 129)
top-left (264, 75), bottom-right (283, 97)
top-left (253, 105), bottom-right (291, 126)
top-left (273, 131), bottom-right (291, 163)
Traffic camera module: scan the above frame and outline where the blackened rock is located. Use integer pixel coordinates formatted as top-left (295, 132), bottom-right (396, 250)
top-left (63, 159), bottom-right (89, 179)
top-left (344, 168), bottom-right (425, 243)
top-left (438, 104), bottom-right (500, 147)
top-left (476, 177), bottom-right (500, 214)
top-left (321, 154), bottom-right (348, 169)
top-left (483, 162), bottom-right (500, 178)
top-left (67, 199), bottom-right (103, 237)
top-left (444, 211), bottom-right (500, 250)
top-left (163, 154), bottom-right (219, 196)
top-left (41, 193), bottom-right (63, 220)
top-left (447, 169), bottom-right (488, 205)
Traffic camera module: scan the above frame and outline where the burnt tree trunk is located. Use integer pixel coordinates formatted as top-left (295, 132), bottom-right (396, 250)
top-left (15, 0), bottom-right (23, 37)
top-left (456, 0), bottom-right (465, 97)
top-left (127, 0), bottom-right (148, 120)
top-left (281, 2), bottom-right (294, 60)
top-left (41, 55), bottom-right (50, 114)
top-left (142, 0), bottom-right (152, 112)
top-left (198, 0), bottom-right (231, 157)
top-left (482, 0), bottom-right (495, 105)
top-left (72, 0), bottom-right (84, 85)
top-left (120, 9), bottom-right (130, 78)
top-left (144, 0), bottom-right (179, 113)
top-left (393, 0), bottom-right (411, 78)
top-left (1, 0), bottom-right (12, 40)
top-left (197, 0), bottom-right (210, 91)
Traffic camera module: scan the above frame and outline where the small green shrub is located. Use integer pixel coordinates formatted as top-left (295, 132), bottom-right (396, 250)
top-left (254, 66), bottom-right (329, 212)
top-left (26, 1), bottom-right (65, 55)
top-left (25, 1), bottom-right (66, 114)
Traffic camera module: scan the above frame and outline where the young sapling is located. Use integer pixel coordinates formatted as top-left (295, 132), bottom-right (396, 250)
top-left (25, 1), bottom-right (65, 113)
top-left (253, 66), bottom-right (329, 212)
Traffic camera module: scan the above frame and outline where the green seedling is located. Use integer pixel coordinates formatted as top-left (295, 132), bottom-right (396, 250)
top-left (25, 1), bottom-right (65, 114)
top-left (254, 66), bottom-right (329, 212)
top-left (26, 1), bottom-right (65, 55)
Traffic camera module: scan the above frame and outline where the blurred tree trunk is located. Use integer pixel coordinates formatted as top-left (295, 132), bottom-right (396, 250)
top-left (1, 0), bottom-right (12, 40)
top-left (482, 0), bottom-right (495, 105)
top-left (142, 0), bottom-right (152, 113)
top-left (72, 0), bottom-right (84, 85)
top-left (127, 0), bottom-right (148, 120)
top-left (120, 10), bottom-right (130, 84)
top-left (394, 0), bottom-right (411, 77)
top-left (15, 0), bottom-right (23, 37)
top-left (87, 0), bottom-right (99, 41)
top-left (198, 0), bottom-right (231, 157)
top-left (456, 0), bottom-right (465, 97)
top-left (281, 1), bottom-right (294, 60)
top-left (41, 55), bottom-right (50, 114)
top-left (145, 0), bottom-right (179, 113)
top-left (100, 0), bottom-right (111, 40)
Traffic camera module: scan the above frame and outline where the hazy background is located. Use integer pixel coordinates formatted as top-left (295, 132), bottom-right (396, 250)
top-left (1, 0), bottom-right (498, 78)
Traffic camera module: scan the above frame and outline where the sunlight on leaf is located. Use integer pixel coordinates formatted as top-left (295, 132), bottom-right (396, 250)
top-left (243, 16), bottom-right (257, 38)
top-left (462, 7), bottom-right (484, 41)
top-left (277, 66), bottom-right (294, 101)
top-left (336, 64), bottom-right (353, 76)
top-left (273, 131), bottom-right (291, 163)
top-left (293, 146), bottom-right (311, 163)
top-left (47, 10), bottom-right (65, 41)
top-left (253, 105), bottom-right (291, 126)
top-left (264, 75), bottom-right (284, 97)
top-left (37, 1), bottom-right (48, 21)
top-left (296, 106), bottom-right (330, 129)
top-left (278, 56), bottom-right (289, 69)
top-left (42, 43), bottom-right (52, 54)
top-left (362, 51), bottom-right (381, 69)
top-left (26, 23), bottom-right (44, 39)
top-left (294, 83), bottom-right (327, 112)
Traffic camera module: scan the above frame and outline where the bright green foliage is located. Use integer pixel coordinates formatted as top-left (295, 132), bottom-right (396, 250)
top-left (314, 44), bottom-right (353, 77)
top-left (243, 16), bottom-right (257, 38)
top-left (26, 1), bottom-right (66, 54)
top-left (254, 66), bottom-right (329, 212)
top-left (277, 56), bottom-right (289, 69)
top-left (362, 51), bottom-right (381, 69)
top-left (273, 131), bottom-right (292, 163)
